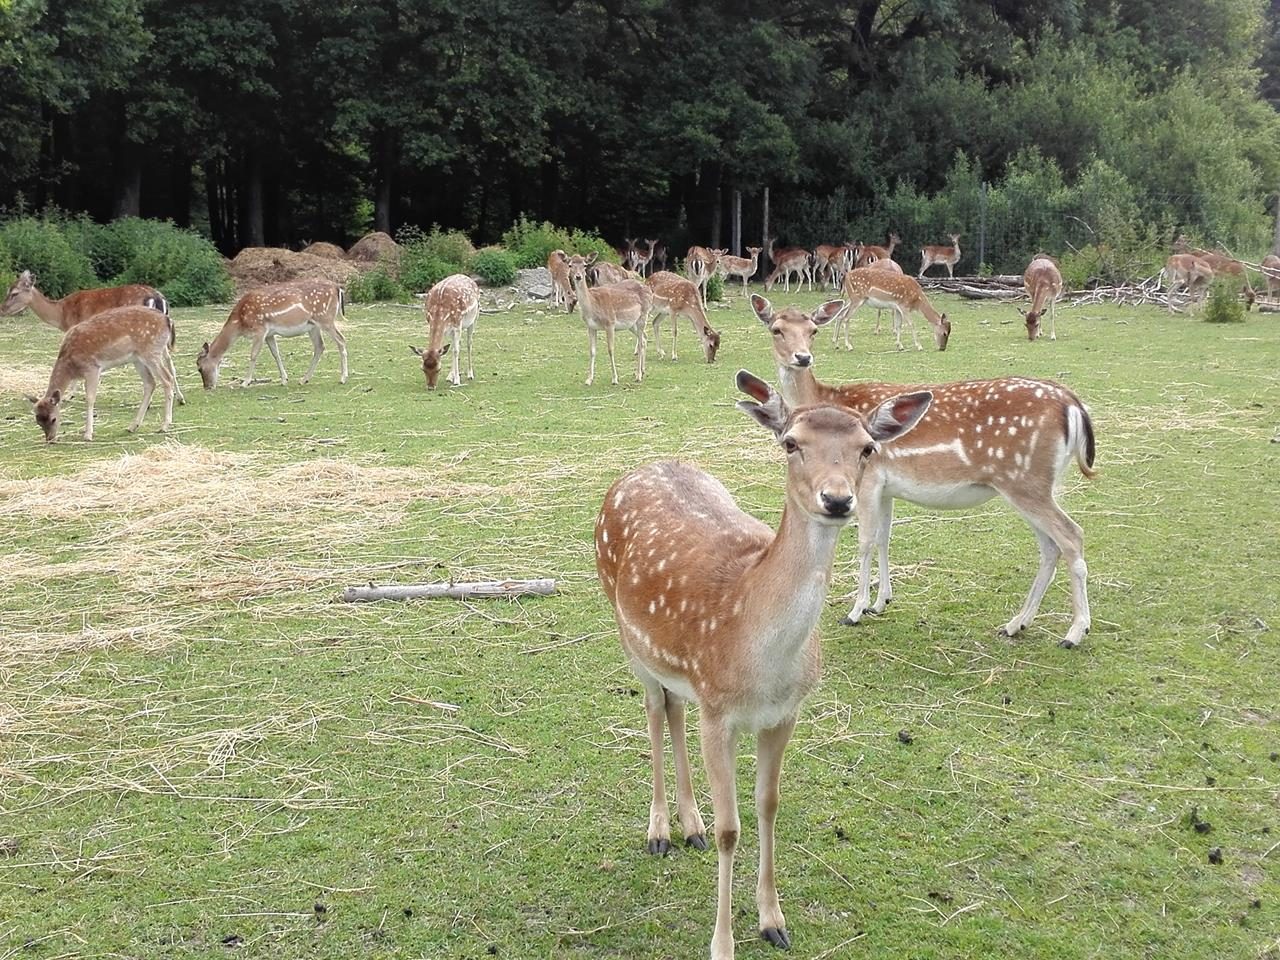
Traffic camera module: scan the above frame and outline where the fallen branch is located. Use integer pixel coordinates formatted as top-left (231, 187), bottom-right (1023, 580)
top-left (340, 579), bottom-right (557, 602)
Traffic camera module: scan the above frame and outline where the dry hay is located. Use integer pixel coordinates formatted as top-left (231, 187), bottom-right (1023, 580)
top-left (300, 241), bottom-right (347, 260)
top-left (228, 247), bottom-right (361, 294)
top-left (0, 362), bottom-right (49, 397)
top-left (347, 231), bottom-right (400, 264)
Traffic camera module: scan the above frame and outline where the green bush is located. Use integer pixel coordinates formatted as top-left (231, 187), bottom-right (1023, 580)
top-left (0, 217), bottom-right (96, 296)
top-left (1203, 278), bottom-right (1246, 324)
top-left (399, 255), bottom-right (460, 294)
top-left (501, 216), bottom-right (619, 269)
top-left (117, 226), bottom-right (233, 306)
top-left (705, 272), bottom-right (724, 302)
top-left (347, 266), bottom-right (409, 303)
top-left (471, 248), bottom-right (517, 286)
top-left (396, 224), bottom-right (474, 293)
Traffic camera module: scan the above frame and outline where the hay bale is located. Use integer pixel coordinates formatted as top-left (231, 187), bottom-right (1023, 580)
top-left (301, 241), bottom-right (347, 260)
top-left (348, 231), bottom-right (401, 264)
top-left (228, 247), bottom-right (360, 294)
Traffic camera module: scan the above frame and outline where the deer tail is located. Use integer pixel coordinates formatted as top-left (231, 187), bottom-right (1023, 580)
top-left (1067, 404), bottom-right (1097, 479)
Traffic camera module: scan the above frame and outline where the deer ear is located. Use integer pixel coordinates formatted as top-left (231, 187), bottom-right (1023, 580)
top-left (750, 294), bottom-right (773, 325)
top-left (812, 300), bottom-right (845, 326)
top-left (49, 390), bottom-right (61, 406)
top-left (409, 345), bottom-right (424, 357)
top-left (735, 370), bottom-right (789, 435)
top-left (19, 270), bottom-right (33, 286)
top-left (866, 391), bottom-right (932, 442)
top-left (439, 342), bottom-right (450, 357)
top-left (24, 393), bottom-right (38, 404)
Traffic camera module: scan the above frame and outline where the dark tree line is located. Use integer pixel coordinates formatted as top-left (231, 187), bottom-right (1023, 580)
top-left (2, 0), bottom-right (1278, 254)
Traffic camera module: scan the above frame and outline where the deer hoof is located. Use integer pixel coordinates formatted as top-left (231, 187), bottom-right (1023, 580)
top-left (838, 613), bottom-right (862, 627)
top-left (685, 834), bottom-right (708, 852)
top-left (1057, 637), bottom-right (1079, 649)
top-left (760, 927), bottom-right (791, 950)
top-left (646, 838), bottom-right (671, 856)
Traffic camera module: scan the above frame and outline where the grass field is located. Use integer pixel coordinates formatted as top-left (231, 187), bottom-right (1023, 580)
top-left (1, 286), bottom-right (1278, 959)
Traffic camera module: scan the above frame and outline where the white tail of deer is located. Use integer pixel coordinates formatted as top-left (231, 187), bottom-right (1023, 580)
top-left (838, 267), bottom-right (951, 351)
top-left (566, 254), bottom-right (650, 385)
top-left (919, 234), bottom-right (961, 278)
top-left (754, 293), bottom-right (1096, 648)
top-left (1020, 255), bottom-right (1064, 339)
top-left (410, 274), bottom-right (480, 390)
top-left (197, 280), bottom-right (347, 389)
top-left (597, 370), bottom-right (931, 960)
top-left (29, 305), bottom-right (177, 442)
top-left (645, 271), bottom-right (720, 362)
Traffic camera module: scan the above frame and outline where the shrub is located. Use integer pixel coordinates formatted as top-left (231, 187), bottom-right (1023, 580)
top-left (1203, 278), bottom-right (1246, 324)
top-left (0, 217), bottom-right (96, 296)
top-left (399, 255), bottom-right (460, 294)
top-left (347, 266), bottom-right (409, 303)
top-left (471, 247), bottom-right (517, 286)
top-left (501, 217), bottom-right (620, 269)
top-left (397, 224), bottom-right (475, 293)
top-left (117, 226), bottom-right (233, 306)
top-left (705, 272), bottom-right (724, 302)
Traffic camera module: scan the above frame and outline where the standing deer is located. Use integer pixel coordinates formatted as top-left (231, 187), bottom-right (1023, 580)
top-left (632, 239), bottom-right (655, 276)
top-left (919, 234), bottom-right (962, 278)
top-left (597, 370), bottom-right (931, 960)
top-left (646, 271), bottom-right (721, 362)
top-left (651, 240), bottom-right (668, 274)
top-left (410, 274), bottom-right (480, 390)
top-left (196, 280), bottom-right (348, 389)
top-left (686, 246), bottom-right (725, 307)
top-left (839, 268), bottom-right (951, 351)
top-left (547, 250), bottom-right (577, 313)
top-left (1020, 255), bottom-right (1064, 339)
top-left (1261, 253), bottom-right (1280, 298)
top-left (855, 231), bottom-right (899, 268)
top-left (590, 261), bottom-right (641, 285)
top-left (813, 243), bottom-right (848, 288)
top-left (764, 238), bottom-right (812, 292)
top-left (717, 247), bottom-right (762, 292)
top-left (753, 293), bottom-right (1096, 648)
top-left (1172, 237), bottom-right (1256, 309)
top-left (1161, 254), bottom-right (1214, 312)
top-left (832, 256), bottom-right (902, 347)
top-left (566, 253), bottom-right (650, 385)
top-left (28, 306), bottom-right (177, 442)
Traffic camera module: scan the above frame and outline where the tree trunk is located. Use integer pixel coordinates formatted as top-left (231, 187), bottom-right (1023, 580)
top-left (373, 127), bottom-right (395, 234)
top-left (241, 149), bottom-right (265, 248)
top-left (170, 152), bottom-right (192, 227)
top-left (114, 143), bottom-right (142, 219)
top-left (761, 186), bottom-right (771, 270)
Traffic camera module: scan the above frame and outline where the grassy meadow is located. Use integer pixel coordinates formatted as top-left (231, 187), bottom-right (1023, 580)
top-left (0, 285), bottom-right (1278, 959)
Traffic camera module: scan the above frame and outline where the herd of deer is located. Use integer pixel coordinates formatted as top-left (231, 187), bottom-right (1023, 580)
top-left (1160, 235), bottom-right (1277, 311)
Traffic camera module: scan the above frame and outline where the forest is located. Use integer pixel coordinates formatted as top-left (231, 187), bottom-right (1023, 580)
top-left (3, 0), bottom-right (1280, 261)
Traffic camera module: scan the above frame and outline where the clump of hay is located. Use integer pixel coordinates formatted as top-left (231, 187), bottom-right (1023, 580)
top-left (0, 363), bottom-right (50, 398)
top-left (301, 241), bottom-right (347, 260)
top-left (347, 231), bottom-right (400, 265)
top-left (228, 247), bottom-right (360, 294)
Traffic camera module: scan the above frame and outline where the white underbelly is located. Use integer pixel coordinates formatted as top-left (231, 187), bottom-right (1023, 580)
top-left (267, 321), bottom-right (316, 338)
top-left (884, 478), bottom-right (997, 509)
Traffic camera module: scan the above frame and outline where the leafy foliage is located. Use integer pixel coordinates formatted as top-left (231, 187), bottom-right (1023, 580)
top-left (0, 217), bottom-right (97, 297)
top-left (470, 248), bottom-right (517, 287)
top-left (1203, 278), bottom-right (1247, 323)
top-left (347, 265), bottom-right (408, 303)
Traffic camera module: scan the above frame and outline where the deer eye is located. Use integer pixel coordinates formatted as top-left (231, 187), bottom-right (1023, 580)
top-left (782, 437), bottom-right (799, 454)
top-left (771, 327), bottom-right (781, 336)
top-left (861, 443), bottom-right (876, 459)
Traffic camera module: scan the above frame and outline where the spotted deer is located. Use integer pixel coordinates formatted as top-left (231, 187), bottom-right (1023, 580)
top-left (597, 370), bottom-right (931, 960)
top-left (1020, 255), bottom-right (1064, 339)
top-left (566, 253), bottom-right (650, 385)
top-left (28, 306), bottom-right (177, 442)
top-left (686, 246), bottom-right (725, 306)
top-left (197, 280), bottom-right (348, 389)
top-left (919, 234), bottom-right (962, 278)
top-left (547, 250), bottom-right (577, 313)
top-left (410, 274), bottom-right (480, 390)
top-left (813, 243), bottom-right (848, 288)
top-left (833, 257), bottom-right (900, 348)
top-left (753, 293), bottom-right (1096, 648)
top-left (838, 267), bottom-right (951, 351)
top-left (590, 261), bottom-right (642, 285)
top-left (717, 246), bottom-right (762, 291)
top-left (763, 239), bottom-right (811, 293)
top-left (1, 269), bottom-right (168, 331)
top-left (645, 271), bottom-right (721, 362)
top-left (1161, 254), bottom-right (1214, 312)
top-left (855, 231), bottom-right (899, 268)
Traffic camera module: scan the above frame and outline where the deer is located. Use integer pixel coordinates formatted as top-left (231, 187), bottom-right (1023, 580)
top-left (645, 271), bottom-right (721, 363)
top-left (1261, 253), bottom-right (1280, 298)
top-left (619, 239), bottom-right (638, 271)
top-left (566, 253), bottom-right (650, 385)
top-left (1161, 254), bottom-right (1214, 312)
top-left (590, 261), bottom-right (642, 285)
top-left (813, 244), bottom-right (848, 288)
top-left (832, 255), bottom-right (901, 347)
top-left (686, 246), bottom-right (725, 307)
top-left (651, 240), bottom-right (668, 274)
top-left (764, 238), bottom-right (812, 292)
top-left (919, 234), bottom-right (962, 278)
top-left (409, 274), bottom-right (480, 390)
top-left (1, 269), bottom-right (168, 331)
top-left (632, 239), bottom-right (656, 277)
top-left (717, 247), bottom-right (762, 292)
top-left (1020, 255), bottom-right (1064, 339)
top-left (27, 306), bottom-right (178, 442)
top-left (196, 279), bottom-right (348, 390)
top-left (1172, 236), bottom-right (1256, 309)
top-left (597, 369), bottom-right (931, 960)
top-left (855, 231), bottom-right (899, 269)
top-left (547, 250), bottom-right (577, 313)
top-left (753, 293), bottom-right (1097, 648)
top-left (838, 267), bottom-right (951, 351)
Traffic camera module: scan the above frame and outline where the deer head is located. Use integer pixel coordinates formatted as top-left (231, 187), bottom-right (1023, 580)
top-left (1, 270), bottom-right (35, 317)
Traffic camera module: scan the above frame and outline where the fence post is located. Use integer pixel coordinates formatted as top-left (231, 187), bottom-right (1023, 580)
top-left (1272, 185), bottom-right (1280, 253)
top-left (978, 181), bottom-right (988, 274)
top-left (761, 186), bottom-right (770, 279)
top-left (732, 189), bottom-right (742, 256)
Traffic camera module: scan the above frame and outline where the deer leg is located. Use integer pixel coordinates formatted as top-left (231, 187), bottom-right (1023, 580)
top-left (164, 350), bottom-right (186, 405)
top-left (242, 331), bottom-right (268, 386)
top-left (300, 328), bottom-right (325, 384)
top-left (449, 328), bottom-right (462, 386)
top-left (605, 326), bottom-right (619, 385)
top-left (586, 327), bottom-right (597, 385)
top-left (1048, 299), bottom-right (1057, 341)
top-left (650, 315), bottom-right (664, 359)
top-left (756, 715), bottom-right (796, 949)
top-left (841, 493), bottom-right (881, 625)
top-left (329, 322), bottom-right (350, 383)
top-left (642, 681), bottom-right (673, 855)
top-left (155, 355), bottom-right (175, 432)
top-left (874, 307), bottom-right (883, 335)
top-left (665, 695), bottom-right (707, 849)
top-left (998, 528), bottom-right (1059, 639)
top-left (701, 714), bottom-right (740, 960)
top-left (870, 494), bottom-right (895, 614)
top-left (635, 321), bottom-right (646, 382)
top-left (907, 306), bottom-right (923, 350)
top-left (1004, 492), bottom-right (1090, 648)
top-left (669, 311), bottom-right (678, 361)
top-left (465, 324), bottom-right (474, 381)
top-left (80, 368), bottom-right (100, 440)
top-left (265, 335), bottom-right (289, 384)
top-left (128, 361), bottom-right (156, 433)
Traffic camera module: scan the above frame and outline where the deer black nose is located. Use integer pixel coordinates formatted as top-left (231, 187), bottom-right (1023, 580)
top-left (794, 353), bottom-right (812, 367)
top-left (821, 492), bottom-right (852, 516)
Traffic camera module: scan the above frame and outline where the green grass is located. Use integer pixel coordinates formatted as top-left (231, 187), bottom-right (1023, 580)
top-left (1, 287), bottom-right (1278, 959)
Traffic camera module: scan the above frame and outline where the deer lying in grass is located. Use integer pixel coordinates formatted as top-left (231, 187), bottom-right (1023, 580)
top-left (1020, 255), bottom-right (1064, 339)
top-left (197, 280), bottom-right (347, 389)
top-left (645, 271), bottom-right (720, 362)
top-left (919, 234), bottom-right (961, 278)
top-left (839, 267), bottom-right (951, 351)
top-left (28, 306), bottom-right (177, 442)
top-left (754, 293), bottom-right (1097, 648)
top-left (410, 274), bottom-right (480, 390)
top-left (567, 253), bottom-right (650, 385)
top-left (597, 369), bottom-right (931, 960)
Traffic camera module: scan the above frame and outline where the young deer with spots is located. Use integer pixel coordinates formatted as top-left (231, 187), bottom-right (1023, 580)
top-left (197, 280), bottom-right (348, 389)
top-left (838, 267), bottom-right (952, 351)
top-left (1020, 255), bottom-right (1064, 339)
top-left (753, 293), bottom-right (1097, 648)
top-left (597, 371), bottom-right (931, 960)
top-left (832, 256), bottom-right (900, 348)
top-left (566, 253), bottom-right (650, 385)
top-left (717, 246), bottom-right (763, 292)
top-left (645, 270), bottom-right (721, 363)
top-left (919, 234), bottom-right (962, 278)
top-left (410, 274), bottom-right (480, 390)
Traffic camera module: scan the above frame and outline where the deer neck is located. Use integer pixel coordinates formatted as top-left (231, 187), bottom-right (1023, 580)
top-left (776, 363), bottom-right (833, 408)
top-left (28, 288), bottom-right (66, 330)
top-left (206, 316), bottom-right (242, 365)
top-left (427, 312), bottom-right (450, 354)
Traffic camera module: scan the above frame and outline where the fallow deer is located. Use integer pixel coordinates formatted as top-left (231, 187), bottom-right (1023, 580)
top-left (764, 238), bottom-right (812, 292)
top-left (832, 256), bottom-right (902, 347)
top-left (1161, 254), bottom-right (1214, 312)
top-left (590, 261), bottom-right (642, 286)
top-left (597, 370), bottom-right (931, 960)
top-left (1020, 255), bottom-right (1064, 339)
top-left (1, 269), bottom-right (168, 331)
top-left (410, 274), bottom-right (480, 390)
top-left (753, 293), bottom-right (1097, 648)
top-left (28, 306), bottom-right (177, 442)
top-left (1172, 236), bottom-right (1255, 309)
top-left (919, 234), bottom-right (962, 278)
top-left (567, 254), bottom-right (650, 385)
top-left (645, 271), bottom-right (721, 362)
top-left (813, 244), bottom-right (848, 288)
top-left (651, 240), bottom-right (668, 274)
top-left (632, 239), bottom-right (656, 276)
top-left (838, 267), bottom-right (951, 351)
top-left (197, 280), bottom-right (348, 389)
top-left (686, 246), bottom-right (725, 307)
top-left (855, 231), bottom-right (899, 269)
top-left (547, 250), bottom-right (577, 313)
top-left (717, 247), bottom-right (762, 292)
top-left (1261, 253), bottom-right (1280, 298)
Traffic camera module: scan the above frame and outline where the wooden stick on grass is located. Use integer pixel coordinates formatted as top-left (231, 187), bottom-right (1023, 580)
top-left (340, 579), bottom-right (557, 602)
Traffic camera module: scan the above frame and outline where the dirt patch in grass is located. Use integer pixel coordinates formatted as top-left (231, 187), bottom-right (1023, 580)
top-left (0, 362), bottom-right (49, 398)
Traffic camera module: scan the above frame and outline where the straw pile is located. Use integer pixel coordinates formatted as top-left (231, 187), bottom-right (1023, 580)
top-left (228, 247), bottom-right (361, 294)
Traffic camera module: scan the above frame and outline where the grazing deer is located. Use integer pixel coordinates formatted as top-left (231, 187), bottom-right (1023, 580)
top-left (1261, 253), bottom-right (1280, 298)
top-left (855, 231), bottom-right (899, 269)
top-left (831, 258), bottom-right (900, 349)
top-left (197, 280), bottom-right (348, 389)
top-left (1161, 254), bottom-right (1214, 312)
top-left (646, 271), bottom-right (721, 362)
top-left (838, 267), bottom-right (951, 351)
top-left (1172, 236), bottom-right (1255, 309)
top-left (753, 293), bottom-right (1096, 648)
top-left (597, 370), bottom-right (931, 960)
top-left (410, 274), bottom-right (480, 390)
top-left (547, 250), bottom-right (577, 313)
top-left (28, 306), bottom-right (177, 442)
top-left (1, 269), bottom-right (168, 331)
top-left (1020, 255), bottom-right (1064, 339)
top-left (717, 246), bottom-right (762, 292)
top-left (919, 234), bottom-right (962, 278)
top-left (566, 253), bottom-right (650, 385)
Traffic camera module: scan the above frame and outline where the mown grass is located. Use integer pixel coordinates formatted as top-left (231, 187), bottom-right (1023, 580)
top-left (0, 286), bottom-right (1277, 959)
